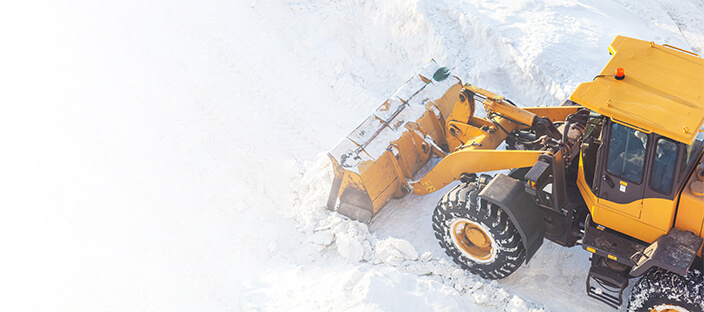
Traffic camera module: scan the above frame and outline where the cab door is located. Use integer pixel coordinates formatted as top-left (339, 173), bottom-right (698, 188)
top-left (640, 136), bottom-right (681, 232)
top-left (596, 120), bottom-right (649, 218)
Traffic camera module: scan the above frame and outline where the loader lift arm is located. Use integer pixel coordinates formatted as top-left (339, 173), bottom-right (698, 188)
top-left (327, 61), bottom-right (580, 222)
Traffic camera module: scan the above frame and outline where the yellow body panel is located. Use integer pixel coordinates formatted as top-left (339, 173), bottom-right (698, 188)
top-left (578, 145), bottom-right (704, 258)
top-left (639, 197), bottom-right (678, 232)
top-left (570, 36), bottom-right (704, 145)
top-left (676, 162), bottom-right (704, 238)
top-left (523, 106), bottom-right (581, 123)
top-left (577, 153), bottom-right (669, 243)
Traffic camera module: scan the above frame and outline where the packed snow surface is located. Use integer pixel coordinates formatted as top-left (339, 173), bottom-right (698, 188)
top-left (1, 0), bottom-right (703, 311)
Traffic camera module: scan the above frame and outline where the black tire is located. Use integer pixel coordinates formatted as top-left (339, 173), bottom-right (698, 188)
top-left (627, 268), bottom-right (704, 312)
top-left (432, 180), bottom-right (526, 279)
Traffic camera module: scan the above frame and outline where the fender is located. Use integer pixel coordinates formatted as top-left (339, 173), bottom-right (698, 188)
top-left (479, 173), bottom-right (545, 263)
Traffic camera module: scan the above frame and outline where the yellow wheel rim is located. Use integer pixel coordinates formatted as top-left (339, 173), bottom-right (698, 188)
top-left (451, 219), bottom-right (494, 261)
top-left (650, 304), bottom-right (689, 312)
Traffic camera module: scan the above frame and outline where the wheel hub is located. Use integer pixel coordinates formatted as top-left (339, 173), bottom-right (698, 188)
top-left (465, 227), bottom-right (491, 248)
top-left (451, 219), bottom-right (494, 261)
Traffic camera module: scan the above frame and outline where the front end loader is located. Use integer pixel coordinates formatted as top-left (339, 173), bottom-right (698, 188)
top-left (327, 36), bottom-right (704, 311)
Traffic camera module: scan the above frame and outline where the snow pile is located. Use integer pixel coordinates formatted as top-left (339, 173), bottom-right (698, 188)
top-left (286, 158), bottom-right (548, 311)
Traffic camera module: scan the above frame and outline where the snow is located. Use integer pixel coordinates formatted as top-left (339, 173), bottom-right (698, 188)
top-left (1, 0), bottom-right (702, 311)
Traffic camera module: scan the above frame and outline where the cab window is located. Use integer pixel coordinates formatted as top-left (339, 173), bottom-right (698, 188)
top-left (680, 143), bottom-right (695, 182)
top-left (607, 122), bottom-right (648, 183)
top-left (680, 127), bottom-right (704, 182)
top-left (650, 138), bottom-right (677, 194)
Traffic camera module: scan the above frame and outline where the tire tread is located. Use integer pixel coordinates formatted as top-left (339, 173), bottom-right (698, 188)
top-left (432, 181), bottom-right (526, 279)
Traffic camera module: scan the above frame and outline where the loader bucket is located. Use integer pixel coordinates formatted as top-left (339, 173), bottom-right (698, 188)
top-left (327, 61), bottom-right (462, 222)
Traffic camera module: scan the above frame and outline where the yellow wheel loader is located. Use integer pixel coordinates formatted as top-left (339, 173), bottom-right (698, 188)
top-left (327, 36), bottom-right (704, 311)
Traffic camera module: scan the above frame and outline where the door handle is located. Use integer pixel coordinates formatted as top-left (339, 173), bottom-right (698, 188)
top-left (602, 174), bottom-right (615, 188)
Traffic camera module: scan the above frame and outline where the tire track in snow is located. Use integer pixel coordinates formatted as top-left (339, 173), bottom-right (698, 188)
top-left (657, 0), bottom-right (704, 52)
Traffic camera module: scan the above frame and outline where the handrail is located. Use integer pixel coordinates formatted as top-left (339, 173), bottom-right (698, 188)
top-left (663, 44), bottom-right (700, 58)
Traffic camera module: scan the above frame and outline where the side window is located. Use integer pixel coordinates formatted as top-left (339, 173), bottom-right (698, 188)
top-left (651, 138), bottom-right (678, 194)
top-left (679, 127), bottom-right (703, 182)
top-left (607, 122), bottom-right (648, 183)
top-left (680, 143), bottom-right (694, 182)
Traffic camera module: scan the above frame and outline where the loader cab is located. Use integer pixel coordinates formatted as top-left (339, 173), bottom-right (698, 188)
top-left (580, 116), bottom-right (704, 243)
top-left (569, 36), bottom-right (704, 244)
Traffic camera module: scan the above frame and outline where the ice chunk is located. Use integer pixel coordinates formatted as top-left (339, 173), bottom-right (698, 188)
top-left (374, 237), bottom-right (419, 266)
top-left (506, 295), bottom-right (530, 312)
top-left (336, 235), bottom-right (365, 263)
top-left (308, 230), bottom-right (334, 247)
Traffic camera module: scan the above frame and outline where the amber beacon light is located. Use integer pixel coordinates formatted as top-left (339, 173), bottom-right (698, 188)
top-left (614, 67), bottom-right (625, 80)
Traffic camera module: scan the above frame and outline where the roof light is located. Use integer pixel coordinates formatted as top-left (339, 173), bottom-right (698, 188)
top-left (615, 67), bottom-right (625, 80)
